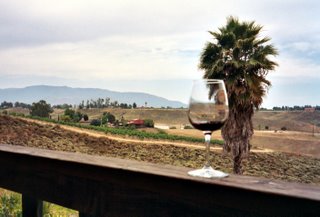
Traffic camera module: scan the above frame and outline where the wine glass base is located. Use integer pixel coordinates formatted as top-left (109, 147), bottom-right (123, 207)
top-left (188, 166), bottom-right (228, 178)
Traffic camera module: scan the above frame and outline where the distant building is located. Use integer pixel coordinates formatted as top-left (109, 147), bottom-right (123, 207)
top-left (304, 107), bottom-right (315, 112)
top-left (127, 119), bottom-right (144, 127)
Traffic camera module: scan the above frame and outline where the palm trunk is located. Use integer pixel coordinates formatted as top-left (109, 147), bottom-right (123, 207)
top-left (222, 105), bottom-right (253, 174)
top-left (233, 154), bottom-right (243, 174)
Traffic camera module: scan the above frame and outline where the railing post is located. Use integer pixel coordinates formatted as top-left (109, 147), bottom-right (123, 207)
top-left (22, 194), bottom-right (43, 217)
top-left (79, 212), bottom-right (95, 217)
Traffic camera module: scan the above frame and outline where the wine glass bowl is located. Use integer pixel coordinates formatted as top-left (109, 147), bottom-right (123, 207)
top-left (187, 79), bottom-right (229, 178)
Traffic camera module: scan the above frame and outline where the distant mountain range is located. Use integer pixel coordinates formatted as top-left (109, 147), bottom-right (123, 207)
top-left (0, 85), bottom-right (186, 108)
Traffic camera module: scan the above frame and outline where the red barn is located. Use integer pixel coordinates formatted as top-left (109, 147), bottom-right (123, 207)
top-left (127, 119), bottom-right (144, 127)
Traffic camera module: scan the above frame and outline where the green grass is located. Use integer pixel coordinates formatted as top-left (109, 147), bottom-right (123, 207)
top-left (0, 189), bottom-right (78, 217)
top-left (0, 190), bottom-right (21, 216)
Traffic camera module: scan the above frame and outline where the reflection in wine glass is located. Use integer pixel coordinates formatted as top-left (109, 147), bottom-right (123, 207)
top-left (187, 79), bottom-right (229, 178)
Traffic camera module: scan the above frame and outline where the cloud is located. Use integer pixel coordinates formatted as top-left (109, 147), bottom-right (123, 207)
top-left (268, 52), bottom-right (320, 81)
top-left (0, 0), bottom-right (320, 107)
top-left (0, 33), bottom-right (205, 80)
top-left (0, 0), bottom-right (225, 48)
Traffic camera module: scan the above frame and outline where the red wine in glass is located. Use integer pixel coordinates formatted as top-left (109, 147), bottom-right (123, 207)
top-left (187, 79), bottom-right (229, 178)
top-left (189, 120), bottom-right (225, 132)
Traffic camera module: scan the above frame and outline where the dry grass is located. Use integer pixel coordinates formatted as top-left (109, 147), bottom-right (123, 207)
top-left (166, 128), bottom-right (320, 158)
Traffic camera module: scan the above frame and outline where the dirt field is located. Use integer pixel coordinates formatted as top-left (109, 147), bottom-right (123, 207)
top-left (166, 129), bottom-right (320, 158)
top-left (0, 115), bottom-right (319, 185)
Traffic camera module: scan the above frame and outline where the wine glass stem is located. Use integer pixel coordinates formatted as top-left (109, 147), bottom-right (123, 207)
top-left (204, 132), bottom-right (212, 168)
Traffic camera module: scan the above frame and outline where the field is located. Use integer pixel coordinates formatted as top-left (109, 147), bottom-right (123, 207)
top-left (166, 128), bottom-right (320, 158)
top-left (77, 108), bottom-right (320, 158)
top-left (5, 108), bottom-right (320, 157)
top-left (74, 108), bottom-right (320, 132)
top-left (0, 115), bottom-right (319, 185)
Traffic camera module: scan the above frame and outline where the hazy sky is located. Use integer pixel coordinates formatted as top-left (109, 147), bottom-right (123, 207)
top-left (0, 0), bottom-right (319, 108)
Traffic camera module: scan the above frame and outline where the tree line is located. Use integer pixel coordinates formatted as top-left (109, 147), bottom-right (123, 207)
top-left (0, 97), bottom-right (138, 110)
top-left (3, 100), bottom-right (320, 112)
top-left (77, 97), bottom-right (137, 109)
top-left (270, 105), bottom-right (320, 111)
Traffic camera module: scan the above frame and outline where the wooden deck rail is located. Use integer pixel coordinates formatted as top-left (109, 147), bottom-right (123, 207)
top-left (0, 144), bottom-right (319, 217)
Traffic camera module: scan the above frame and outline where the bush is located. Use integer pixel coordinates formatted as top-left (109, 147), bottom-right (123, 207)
top-left (30, 100), bottom-right (53, 118)
top-left (102, 112), bottom-right (116, 124)
top-left (18, 113), bottom-right (25, 117)
top-left (281, 126), bottom-right (287, 131)
top-left (64, 108), bottom-right (75, 118)
top-left (169, 126), bottom-right (177, 129)
top-left (64, 108), bottom-right (82, 122)
top-left (83, 114), bottom-right (89, 121)
top-left (184, 125), bottom-right (193, 129)
top-left (265, 126), bottom-right (269, 130)
top-left (2, 110), bottom-right (8, 115)
top-left (126, 124), bottom-right (136, 130)
top-left (144, 119), bottom-right (154, 128)
top-left (90, 119), bottom-right (101, 126)
top-left (157, 129), bottom-right (167, 135)
top-left (60, 115), bottom-right (72, 122)
top-left (9, 112), bottom-right (17, 116)
top-left (0, 192), bottom-right (22, 216)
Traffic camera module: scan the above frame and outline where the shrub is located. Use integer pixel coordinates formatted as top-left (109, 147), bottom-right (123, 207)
top-left (265, 126), bottom-right (269, 130)
top-left (64, 108), bottom-right (75, 118)
top-left (90, 119), bottom-right (101, 126)
top-left (144, 119), bottom-right (154, 128)
top-left (2, 110), bottom-right (8, 115)
top-left (157, 129), bottom-right (167, 135)
top-left (102, 112), bottom-right (116, 124)
top-left (30, 100), bottom-right (53, 118)
top-left (64, 108), bottom-right (82, 122)
top-left (83, 114), bottom-right (89, 121)
top-left (281, 126), bottom-right (287, 131)
top-left (184, 125), bottom-right (193, 129)
top-left (169, 126), bottom-right (177, 129)
top-left (0, 192), bottom-right (22, 216)
top-left (126, 125), bottom-right (136, 130)
top-left (60, 115), bottom-right (72, 122)
top-left (17, 113), bottom-right (25, 117)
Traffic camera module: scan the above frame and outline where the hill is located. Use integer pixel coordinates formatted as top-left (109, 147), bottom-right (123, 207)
top-left (0, 85), bottom-right (186, 108)
top-left (252, 111), bottom-right (320, 132)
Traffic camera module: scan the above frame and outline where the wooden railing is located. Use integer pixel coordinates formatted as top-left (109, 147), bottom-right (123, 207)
top-left (0, 144), bottom-right (319, 217)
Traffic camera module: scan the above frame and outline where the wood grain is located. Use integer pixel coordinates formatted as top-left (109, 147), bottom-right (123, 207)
top-left (0, 144), bottom-right (319, 216)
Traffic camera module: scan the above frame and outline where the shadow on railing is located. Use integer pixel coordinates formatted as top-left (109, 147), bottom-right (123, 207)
top-left (0, 144), bottom-right (319, 217)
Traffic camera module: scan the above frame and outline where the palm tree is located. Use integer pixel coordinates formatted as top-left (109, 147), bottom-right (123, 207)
top-left (199, 16), bottom-right (278, 174)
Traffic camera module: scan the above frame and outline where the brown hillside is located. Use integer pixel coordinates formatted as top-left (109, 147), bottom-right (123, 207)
top-left (253, 111), bottom-right (320, 132)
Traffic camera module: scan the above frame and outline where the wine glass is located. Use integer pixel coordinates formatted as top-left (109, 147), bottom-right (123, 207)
top-left (187, 79), bottom-right (229, 178)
